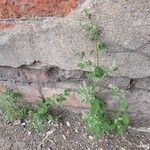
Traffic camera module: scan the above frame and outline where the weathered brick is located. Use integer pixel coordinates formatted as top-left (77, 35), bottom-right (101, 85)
top-left (0, 81), bottom-right (42, 102)
top-left (41, 87), bottom-right (88, 109)
top-left (0, 0), bottom-right (77, 19)
top-left (0, 23), bottom-right (15, 30)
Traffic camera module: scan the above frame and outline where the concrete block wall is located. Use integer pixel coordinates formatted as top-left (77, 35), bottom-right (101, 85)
top-left (0, 0), bottom-right (150, 127)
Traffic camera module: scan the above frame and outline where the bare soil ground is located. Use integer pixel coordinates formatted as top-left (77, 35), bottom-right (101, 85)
top-left (0, 109), bottom-right (149, 150)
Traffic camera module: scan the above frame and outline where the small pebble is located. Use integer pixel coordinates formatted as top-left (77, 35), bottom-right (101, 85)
top-left (21, 122), bottom-right (26, 126)
top-left (75, 128), bottom-right (78, 133)
top-left (46, 130), bottom-right (54, 136)
top-left (59, 123), bottom-right (63, 127)
top-left (140, 141), bottom-right (143, 144)
top-left (20, 122), bottom-right (26, 128)
top-left (48, 120), bottom-right (52, 124)
top-left (28, 131), bottom-right (31, 135)
top-left (53, 124), bottom-right (59, 128)
top-left (62, 135), bottom-right (67, 140)
top-left (89, 136), bottom-right (94, 140)
top-left (66, 130), bottom-right (70, 135)
top-left (13, 120), bottom-right (20, 125)
top-left (66, 121), bottom-right (70, 127)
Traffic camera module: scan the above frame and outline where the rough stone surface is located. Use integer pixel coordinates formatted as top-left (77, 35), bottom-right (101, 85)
top-left (0, 63), bottom-right (149, 126)
top-left (0, 62), bottom-right (85, 86)
top-left (0, 62), bottom-right (86, 108)
top-left (0, 0), bottom-right (150, 126)
top-left (0, 0), bottom-right (149, 77)
top-left (0, 0), bottom-right (77, 19)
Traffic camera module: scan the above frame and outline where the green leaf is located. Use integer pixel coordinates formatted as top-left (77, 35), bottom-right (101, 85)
top-left (94, 66), bottom-right (105, 78)
top-left (121, 113), bottom-right (129, 125)
top-left (92, 124), bottom-right (100, 138)
top-left (56, 89), bottom-right (69, 103)
top-left (37, 107), bottom-right (47, 115)
top-left (84, 9), bottom-right (92, 19)
top-left (86, 72), bottom-right (94, 79)
top-left (18, 106), bottom-right (29, 119)
top-left (77, 61), bottom-right (86, 69)
top-left (119, 100), bottom-right (128, 112)
top-left (81, 23), bottom-right (99, 41)
top-left (97, 42), bottom-right (106, 50)
top-left (90, 100), bottom-right (100, 114)
top-left (47, 114), bottom-right (54, 121)
top-left (116, 125), bottom-right (124, 135)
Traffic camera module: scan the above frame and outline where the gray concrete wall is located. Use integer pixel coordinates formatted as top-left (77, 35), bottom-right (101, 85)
top-left (0, 0), bottom-right (150, 126)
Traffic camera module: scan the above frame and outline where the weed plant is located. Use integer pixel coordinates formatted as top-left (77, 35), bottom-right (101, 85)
top-left (77, 11), bottom-right (129, 138)
top-left (0, 89), bottom-right (69, 131)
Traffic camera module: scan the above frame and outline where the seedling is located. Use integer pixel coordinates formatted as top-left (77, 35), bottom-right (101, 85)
top-left (0, 90), bottom-right (29, 122)
top-left (28, 89), bottom-right (69, 131)
top-left (0, 89), bottom-right (69, 132)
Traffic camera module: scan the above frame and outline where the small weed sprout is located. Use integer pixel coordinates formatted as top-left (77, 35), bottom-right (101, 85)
top-left (108, 84), bottom-right (129, 135)
top-left (76, 11), bottom-right (129, 138)
top-left (0, 89), bottom-right (69, 131)
top-left (0, 90), bottom-right (29, 122)
top-left (28, 89), bottom-right (69, 131)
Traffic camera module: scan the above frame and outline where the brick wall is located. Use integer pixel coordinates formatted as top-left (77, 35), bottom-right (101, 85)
top-left (0, 0), bottom-right (77, 19)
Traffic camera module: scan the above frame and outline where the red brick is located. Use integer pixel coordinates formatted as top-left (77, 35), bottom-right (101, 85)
top-left (0, 23), bottom-right (15, 30)
top-left (42, 87), bottom-right (88, 109)
top-left (0, 0), bottom-right (77, 19)
top-left (0, 81), bottom-right (88, 110)
top-left (65, 92), bottom-right (88, 109)
top-left (0, 81), bottom-right (42, 102)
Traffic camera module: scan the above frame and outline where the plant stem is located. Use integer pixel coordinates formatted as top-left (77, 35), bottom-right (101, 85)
top-left (96, 49), bottom-right (99, 67)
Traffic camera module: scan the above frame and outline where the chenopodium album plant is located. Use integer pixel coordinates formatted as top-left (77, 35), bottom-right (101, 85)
top-left (28, 89), bottom-right (69, 131)
top-left (0, 88), bottom-right (69, 132)
top-left (77, 15), bottom-right (129, 137)
top-left (0, 90), bottom-right (29, 122)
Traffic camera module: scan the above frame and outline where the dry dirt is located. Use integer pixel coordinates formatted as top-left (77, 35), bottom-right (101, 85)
top-left (0, 108), bottom-right (149, 150)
